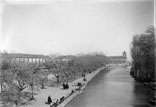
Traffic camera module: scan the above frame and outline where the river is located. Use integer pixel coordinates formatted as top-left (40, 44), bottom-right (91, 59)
top-left (65, 67), bottom-right (154, 107)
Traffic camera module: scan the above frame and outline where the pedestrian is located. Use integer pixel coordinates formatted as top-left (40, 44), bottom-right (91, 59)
top-left (71, 89), bottom-right (74, 95)
top-left (47, 95), bottom-right (52, 104)
top-left (66, 83), bottom-right (69, 89)
top-left (83, 77), bottom-right (86, 81)
top-left (63, 82), bottom-right (65, 89)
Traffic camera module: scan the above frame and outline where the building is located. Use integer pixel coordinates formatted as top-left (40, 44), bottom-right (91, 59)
top-left (54, 55), bottom-right (76, 62)
top-left (108, 51), bottom-right (127, 64)
top-left (0, 52), bottom-right (50, 64)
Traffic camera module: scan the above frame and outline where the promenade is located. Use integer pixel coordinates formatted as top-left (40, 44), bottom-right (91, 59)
top-left (20, 67), bottom-right (106, 107)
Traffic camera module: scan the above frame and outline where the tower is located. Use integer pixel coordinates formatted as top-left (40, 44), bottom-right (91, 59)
top-left (123, 51), bottom-right (127, 58)
top-left (122, 51), bottom-right (127, 63)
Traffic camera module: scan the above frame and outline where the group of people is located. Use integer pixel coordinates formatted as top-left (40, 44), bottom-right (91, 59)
top-left (45, 96), bottom-right (60, 107)
top-left (62, 82), bottom-right (69, 89)
top-left (82, 74), bottom-right (87, 81)
top-left (45, 77), bottom-right (87, 106)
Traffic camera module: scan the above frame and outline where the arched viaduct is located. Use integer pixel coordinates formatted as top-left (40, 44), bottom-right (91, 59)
top-left (0, 53), bottom-right (50, 65)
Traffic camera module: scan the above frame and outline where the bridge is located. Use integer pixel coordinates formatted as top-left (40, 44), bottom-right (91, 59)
top-left (0, 52), bottom-right (50, 65)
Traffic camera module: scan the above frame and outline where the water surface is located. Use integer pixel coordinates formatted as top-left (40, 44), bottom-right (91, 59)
top-left (66, 67), bottom-right (154, 107)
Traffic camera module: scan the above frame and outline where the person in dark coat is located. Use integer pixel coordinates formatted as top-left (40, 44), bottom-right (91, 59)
top-left (47, 95), bottom-right (52, 104)
top-left (66, 83), bottom-right (69, 89)
top-left (63, 82), bottom-right (65, 89)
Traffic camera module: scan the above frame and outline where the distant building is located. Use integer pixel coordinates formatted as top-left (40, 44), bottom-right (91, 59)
top-left (108, 51), bottom-right (127, 64)
top-left (54, 55), bottom-right (76, 62)
top-left (0, 52), bottom-right (50, 64)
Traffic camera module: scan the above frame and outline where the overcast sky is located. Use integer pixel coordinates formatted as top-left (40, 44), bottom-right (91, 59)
top-left (0, 0), bottom-right (154, 59)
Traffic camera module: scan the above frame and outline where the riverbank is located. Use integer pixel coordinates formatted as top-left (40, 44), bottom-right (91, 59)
top-left (133, 78), bottom-right (156, 91)
top-left (142, 82), bottom-right (156, 91)
top-left (19, 66), bottom-right (106, 107)
top-left (58, 66), bottom-right (106, 107)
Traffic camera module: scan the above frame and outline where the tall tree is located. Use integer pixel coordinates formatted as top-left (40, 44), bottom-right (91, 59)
top-left (130, 26), bottom-right (155, 81)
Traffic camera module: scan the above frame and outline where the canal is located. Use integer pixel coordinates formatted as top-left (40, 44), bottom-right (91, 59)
top-left (65, 67), bottom-right (154, 107)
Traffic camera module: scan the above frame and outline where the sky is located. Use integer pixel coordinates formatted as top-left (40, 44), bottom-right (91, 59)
top-left (0, 0), bottom-right (154, 60)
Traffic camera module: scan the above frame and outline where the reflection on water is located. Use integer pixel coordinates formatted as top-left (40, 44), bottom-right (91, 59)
top-left (66, 67), bottom-right (154, 107)
top-left (132, 81), bottom-right (154, 107)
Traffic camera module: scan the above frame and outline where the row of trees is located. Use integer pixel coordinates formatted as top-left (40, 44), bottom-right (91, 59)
top-left (130, 26), bottom-right (155, 82)
top-left (0, 53), bottom-right (49, 106)
top-left (0, 52), bottom-right (110, 106)
top-left (44, 53), bottom-right (110, 85)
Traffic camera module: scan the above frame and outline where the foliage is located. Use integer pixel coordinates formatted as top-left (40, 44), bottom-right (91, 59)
top-left (130, 26), bottom-right (155, 82)
top-left (44, 53), bottom-right (110, 84)
top-left (0, 53), bottom-right (41, 105)
top-left (0, 51), bottom-right (110, 106)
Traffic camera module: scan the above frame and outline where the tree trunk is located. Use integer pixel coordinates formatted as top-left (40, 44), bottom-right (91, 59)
top-left (66, 75), bottom-right (69, 83)
top-left (56, 77), bottom-right (59, 86)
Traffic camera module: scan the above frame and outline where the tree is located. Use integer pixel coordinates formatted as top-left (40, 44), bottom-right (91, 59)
top-left (62, 61), bottom-right (72, 84)
top-left (0, 52), bottom-right (22, 106)
top-left (44, 61), bottom-right (62, 86)
top-left (27, 65), bottom-right (40, 100)
top-left (38, 70), bottom-right (48, 89)
top-left (130, 26), bottom-right (155, 81)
